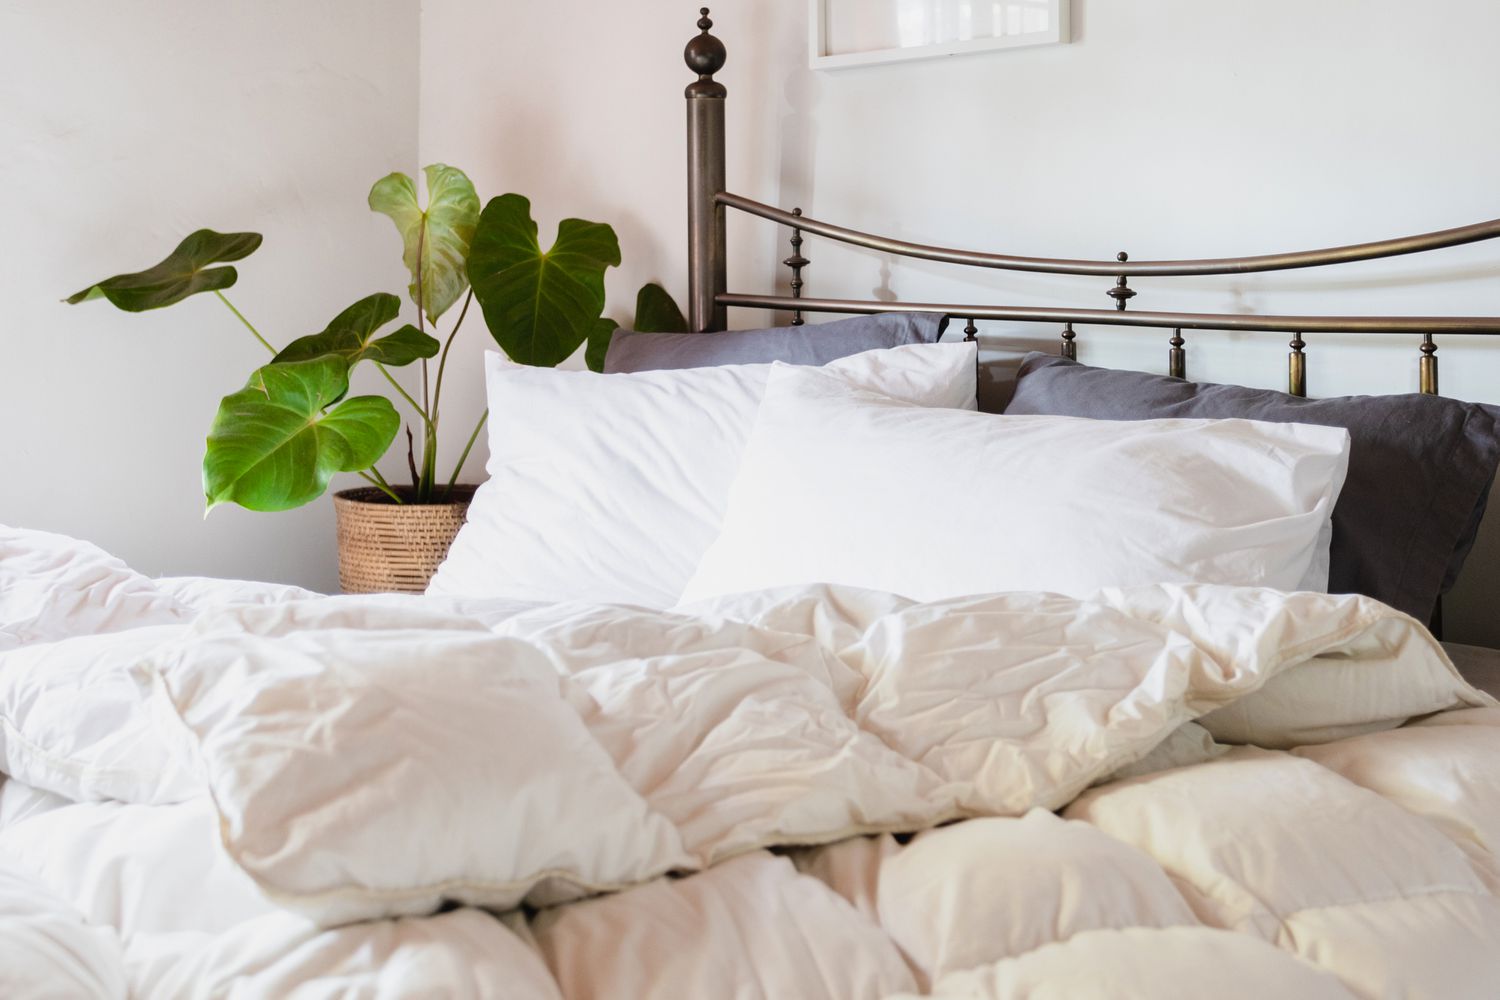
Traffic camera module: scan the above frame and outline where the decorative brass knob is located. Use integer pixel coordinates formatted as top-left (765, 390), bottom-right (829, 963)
top-left (684, 8), bottom-right (727, 81)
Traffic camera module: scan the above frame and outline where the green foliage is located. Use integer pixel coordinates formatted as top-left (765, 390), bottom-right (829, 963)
top-left (467, 193), bottom-right (621, 368)
top-left (203, 357), bottom-right (399, 512)
top-left (273, 293), bottom-right (438, 368)
top-left (66, 230), bottom-right (262, 311)
top-left (68, 167), bottom-right (685, 514)
top-left (584, 284), bottom-right (690, 372)
top-left (369, 165), bottom-right (480, 324)
top-left (633, 282), bottom-right (689, 333)
top-left (585, 317), bottom-right (618, 374)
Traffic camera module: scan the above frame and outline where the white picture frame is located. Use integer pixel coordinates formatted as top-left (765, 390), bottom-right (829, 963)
top-left (810, 0), bottom-right (1069, 70)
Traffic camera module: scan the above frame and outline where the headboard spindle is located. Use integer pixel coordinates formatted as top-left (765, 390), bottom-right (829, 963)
top-left (1420, 334), bottom-right (1439, 395)
top-left (784, 207), bottom-right (808, 326)
top-left (1107, 252), bottom-right (1136, 311)
top-left (1288, 334), bottom-right (1307, 397)
top-left (1168, 328), bottom-right (1186, 379)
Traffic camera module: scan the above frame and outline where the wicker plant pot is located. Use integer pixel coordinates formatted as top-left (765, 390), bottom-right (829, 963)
top-left (332, 485), bottom-right (478, 594)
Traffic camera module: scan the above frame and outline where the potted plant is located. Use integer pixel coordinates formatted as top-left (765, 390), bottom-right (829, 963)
top-left (67, 165), bottom-right (685, 593)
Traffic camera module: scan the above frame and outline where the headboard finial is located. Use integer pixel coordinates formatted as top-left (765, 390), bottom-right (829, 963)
top-left (684, 7), bottom-right (727, 98)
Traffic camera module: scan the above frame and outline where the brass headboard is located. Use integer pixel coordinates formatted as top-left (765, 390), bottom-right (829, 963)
top-left (682, 8), bottom-right (1500, 398)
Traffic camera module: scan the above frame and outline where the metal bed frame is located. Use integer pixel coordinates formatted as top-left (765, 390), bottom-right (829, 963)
top-left (681, 8), bottom-right (1500, 398)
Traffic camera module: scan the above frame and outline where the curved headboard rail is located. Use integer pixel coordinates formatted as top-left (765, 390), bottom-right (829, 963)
top-left (714, 294), bottom-right (1500, 337)
top-left (682, 9), bottom-right (1499, 398)
top-left (717, 192), bottom-right (1500, 279)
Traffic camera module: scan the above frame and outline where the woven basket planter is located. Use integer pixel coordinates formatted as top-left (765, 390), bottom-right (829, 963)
top-left (332, 486), bottom-right (477, 594)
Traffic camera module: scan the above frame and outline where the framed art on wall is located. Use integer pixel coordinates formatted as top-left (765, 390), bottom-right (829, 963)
top-left (810, 0), bottom-right (1069, 70)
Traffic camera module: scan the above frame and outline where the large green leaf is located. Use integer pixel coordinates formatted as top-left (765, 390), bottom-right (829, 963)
top-left (633, 282), bottom-right (688, 333)
top-left (203, 356), bottom-right (399, 512)
top-left (273, 292), bottom-right (439, 368)
top-left (467, 193), bottom-right (621, 368)
top-left (369, 164), bottom-right (479, 324)
top-left (585, 317), bottom-right (618, 374)
top-left (584, 287), bottom-right (688, 371)
top-left (66, 230), bottom-right (262, 311)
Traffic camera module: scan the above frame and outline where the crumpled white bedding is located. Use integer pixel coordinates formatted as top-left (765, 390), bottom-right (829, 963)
top-left (3, 525), bottom-right (1500, 999)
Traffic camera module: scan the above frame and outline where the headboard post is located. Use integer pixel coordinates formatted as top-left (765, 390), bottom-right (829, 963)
top-left (1288, 333), bottom-right (1307, 397)
top-left (684, 8), bottom-right (728, 332)
top-left (1060, 323), bottom-right (1077, 360)
top-left (1420, 334), bottom-right (1440, 394)
top-left (1168, 328), bottom-right (1186, 379)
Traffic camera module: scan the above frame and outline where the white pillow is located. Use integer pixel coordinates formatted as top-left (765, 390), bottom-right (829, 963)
top-left (428, 342), bottom-right (977, 606)
top-left (678, 364), bottom-right (1351, 605)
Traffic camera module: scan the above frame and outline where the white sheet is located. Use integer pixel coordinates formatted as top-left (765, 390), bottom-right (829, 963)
top-left (0, 856), bottom-right (126, 1000)
top-left (4, 527), bottom-right (1500, 998)
top-left (8, 576), bottom-right (1489, 931)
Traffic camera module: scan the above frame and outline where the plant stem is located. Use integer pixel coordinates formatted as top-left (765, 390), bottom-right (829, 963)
top-left (214, 291), bottom-right (276, 354)
top-left (405, 426), bottom-right (420, 490)
top-left (420, 423), bottom-right (438, 502)
top-left (376, 364), bottom-right (431, 426)
top-left (366, 464), bottom-right (398, 494)
top-left (413, 227), bottom-right (435, 498)
top-left (445, 409), bottom-right (488, 498)
top-left (356, 470), bottom-right (402, 503)
top-left (415, 227), bottom-right (431, 415)
top-left (430, 288), bottom-right (472, 427)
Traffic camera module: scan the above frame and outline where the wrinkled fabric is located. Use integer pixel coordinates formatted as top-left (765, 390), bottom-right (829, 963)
top-left (2, 530), bottom-right (1499, 998)
top-left (0, 858), bottom-right (126, 1000)
top-left (100, 583), bottom-right (1487, 926)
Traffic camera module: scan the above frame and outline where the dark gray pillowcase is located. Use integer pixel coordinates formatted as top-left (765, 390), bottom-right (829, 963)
top-left (602, 312), bottom-right (949, 374)
top-left (1006, 352), bottom-right (1500, 622)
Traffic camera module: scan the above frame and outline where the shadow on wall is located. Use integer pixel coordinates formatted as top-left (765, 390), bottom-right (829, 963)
top-left (772, 18), bottom-right (821, 327)
top-left (976, 332), bottom-right (1061, 413)
top-left (1448, 470), bottom-right (1500, 649)
top-left (978, 352), bottom-right (1022, 413)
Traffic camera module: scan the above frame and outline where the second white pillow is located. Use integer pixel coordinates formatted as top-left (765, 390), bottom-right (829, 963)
top-left (679, 364), bottom-right (1351, 606)
top-left (429, 342), bottom-right (977, 607)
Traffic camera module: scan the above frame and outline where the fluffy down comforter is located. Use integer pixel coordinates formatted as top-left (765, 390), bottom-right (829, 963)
top-left (2, 526), bottom-right (1499, 999)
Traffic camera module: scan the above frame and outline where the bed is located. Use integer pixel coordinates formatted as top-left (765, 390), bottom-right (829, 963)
top-left (5, 9), bottom-right (1500, 999)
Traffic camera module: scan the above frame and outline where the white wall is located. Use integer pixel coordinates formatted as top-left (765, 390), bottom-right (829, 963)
top-left (420, 0), bottom-right (1500, 644)
top-left (5, 1), bottom-right (1497, 641)
top-left (0, 0), bottom-right (420, 593)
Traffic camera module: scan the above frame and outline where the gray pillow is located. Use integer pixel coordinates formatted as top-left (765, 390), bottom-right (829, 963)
top-left (602, 312), bottom-right (949, 373)
top-left (1006, 352), bottom-right (1500, 623)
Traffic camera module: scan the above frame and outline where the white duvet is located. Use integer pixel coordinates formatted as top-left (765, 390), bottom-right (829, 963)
top-left (3, 526), bottom-right (1500, 999)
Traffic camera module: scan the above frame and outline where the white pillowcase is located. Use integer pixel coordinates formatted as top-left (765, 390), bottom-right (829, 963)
top-left (678, 364), bottom-right (1351, 606)
top-left (428, 342), bottom-right (978, 606)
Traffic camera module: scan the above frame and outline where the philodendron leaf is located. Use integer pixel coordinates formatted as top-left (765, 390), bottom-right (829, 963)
top-left (585, 317), bottom-right (619, 373)
top-left (369, 164), bottom-right (480, 324)
top-left (583, 286), bottom-right (687, 371)
top-left (66, 230), bottom-right (262, 311)
top-left (468, 193), bottom-right (621, 368)
top-left (273, 292), bottom-right (440, 368)
top-left (633, 282), bottom-right (688, 333)
top-left (354, 325), bottom-right (440, 366)
top-left (203, 356), bottom-right (399, 512)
